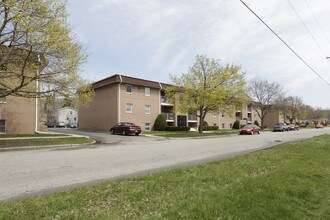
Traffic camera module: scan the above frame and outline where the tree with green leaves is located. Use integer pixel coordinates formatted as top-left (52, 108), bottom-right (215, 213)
top-left (0, 0), bottom-right (93, 106)
top-left (167, 55), bottom-right (248, 133)
top-left (277, 96), bottom-right (304, 123)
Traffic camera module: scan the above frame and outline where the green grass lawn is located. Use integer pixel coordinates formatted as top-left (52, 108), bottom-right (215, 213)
top-left (0, 137), bottom-right (94, 148)
top-left (0, 133), bottom-right (69, 138)
top-left (0, 135), bottom-right (329, 219)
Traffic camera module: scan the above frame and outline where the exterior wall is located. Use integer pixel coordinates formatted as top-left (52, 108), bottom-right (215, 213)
top-left (0, 96), bottom-right (37, 134)
top-left (263, 111), bottom-right (285, 128)
top-left (56, 107), bottom-right (78, 126)
top-left (120, 83), bottom-right (160, 130)
top-left (79, 84), bottom-right (118, 131)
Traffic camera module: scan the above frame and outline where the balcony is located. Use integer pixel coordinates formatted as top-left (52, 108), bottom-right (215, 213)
top-left (188, 113), bottom-right (197, 122)
top-left (161, 96), bottom-right (173, 106)
top-left (162, 112), bottom-right (174, 122)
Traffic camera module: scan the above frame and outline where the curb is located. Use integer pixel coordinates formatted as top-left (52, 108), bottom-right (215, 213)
top-left (0, 140), bottom-right (96, 152)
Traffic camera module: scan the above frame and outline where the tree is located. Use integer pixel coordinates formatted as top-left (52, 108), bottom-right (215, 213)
top-left (0, 0), bottom-right (93, 106)
top-left (154, 114), bottom-right (167, 131)
top-left (248, 78), bottom-right (284, 128)
top-left (167, 55), bottom-right (248, 134)
top-left (276, 96), bottom-right (304, 123)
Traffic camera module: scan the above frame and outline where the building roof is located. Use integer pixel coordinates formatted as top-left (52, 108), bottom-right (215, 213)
top-left (92, 74), bottom-right (173, 90)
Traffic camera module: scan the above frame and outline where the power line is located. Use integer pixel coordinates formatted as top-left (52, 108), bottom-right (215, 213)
top-left (304, 0), bottom-right (330, 46)
top-left (239, 0), bottom-right (330, 86)
top-left (286, 0), bottom-right (328, 57)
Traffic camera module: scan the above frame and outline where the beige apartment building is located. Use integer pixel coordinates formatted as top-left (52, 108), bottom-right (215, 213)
top-left (0, 95), bottom-right (41, 134)
top-left (79, 74), bottom-right (261, 131)
top-left (0, 47), bottom-right (44, 134)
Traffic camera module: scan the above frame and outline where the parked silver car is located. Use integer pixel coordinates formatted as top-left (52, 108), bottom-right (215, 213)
top-left (273, 123), bottom-right (289, 132)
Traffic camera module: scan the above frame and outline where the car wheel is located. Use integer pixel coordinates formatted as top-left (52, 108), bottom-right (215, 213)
top-left (258, 130), bottom-right (260, 134)
top-left (111, 129), bottom-right (115, 135)
top-left (122, 130), bottom-right (126, 136)
top-left (135, 133), bottom-right (139, 136)
top-left (250, 131), bottom-right (254, 135)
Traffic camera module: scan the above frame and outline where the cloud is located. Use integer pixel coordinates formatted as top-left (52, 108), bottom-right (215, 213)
top-left (67, 0), bottom-right (330, 108)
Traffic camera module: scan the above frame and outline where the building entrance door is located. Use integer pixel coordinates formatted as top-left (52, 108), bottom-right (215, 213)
top-left (177, 115), bottom-right (187, 127)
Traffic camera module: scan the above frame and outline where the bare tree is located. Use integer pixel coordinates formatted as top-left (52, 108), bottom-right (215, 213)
top-left (248, 77), bottom-right (284, 128)
top-left (277, 96), bottom-right (304, 123)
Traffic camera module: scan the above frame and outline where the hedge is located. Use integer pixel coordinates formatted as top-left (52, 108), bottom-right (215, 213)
top-left (202, 126), bottom-right (219, 131)
top-left (165, 126), bottom-right (190, 131)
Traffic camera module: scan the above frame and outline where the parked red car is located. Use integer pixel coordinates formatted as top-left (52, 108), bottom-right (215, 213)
top-left (239, 124), bottom-right (261, 135)
top-left (110, 122), bottom-right (141, 135)
top-left (288, 123), bottom-right (299, 131)
top-left (315, 123), bottom-right (324, 129)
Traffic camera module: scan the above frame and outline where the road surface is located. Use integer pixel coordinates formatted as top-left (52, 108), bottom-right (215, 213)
top-left (1, 128), bottom-right (329, 201)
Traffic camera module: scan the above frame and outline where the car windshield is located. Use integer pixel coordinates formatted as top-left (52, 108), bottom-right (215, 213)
top-left (243, 124), bottom-right (253, 128)
top-left (124, 123), bottom-right (135, 126)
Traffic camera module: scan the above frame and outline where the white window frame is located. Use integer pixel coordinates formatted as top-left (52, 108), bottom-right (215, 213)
top-left (145, 105), bottom-right (151, 114)
top-left (126, 84), bottom-right (132, 94)
top-left (126, 103), bottom-right (133, 113)
top-left (145, 87), bottom-right (151, 96)
top-left (145, 123), bottom-right (151, 131)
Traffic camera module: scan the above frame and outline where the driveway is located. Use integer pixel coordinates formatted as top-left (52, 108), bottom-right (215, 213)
top-left (1, 128), bottom-right (329, 202)
top-left (48, 128), bottom-right (165, 145)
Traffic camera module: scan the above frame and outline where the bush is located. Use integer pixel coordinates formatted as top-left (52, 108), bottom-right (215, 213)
top-left (254, 120), bottom-right (259, 126)
top-left (203, 121), bottom-right (208, 126)
top-left (165, 126), bottom-right (190, 131)
top-left (154, 114), bottom-right (167, 131)
top-left (233, 120), bottom-right (240, 129)
top-left (203, 126), bottom-right (219, 131)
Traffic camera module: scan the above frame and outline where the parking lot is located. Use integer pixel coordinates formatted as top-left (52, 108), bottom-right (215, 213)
top-left (48, 128), bottom-right (165, 145)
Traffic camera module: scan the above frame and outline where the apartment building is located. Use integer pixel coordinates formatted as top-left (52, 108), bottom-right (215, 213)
top-left (204, 103), bottom-right (261, 129)
top-left (0, 47), bottom-right (44, 134)
top-left (79, 74), bottom-right (261, 131)
top-left (0, 94), bottom-right (42, 134)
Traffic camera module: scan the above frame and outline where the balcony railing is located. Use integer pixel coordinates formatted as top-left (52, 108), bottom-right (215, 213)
top-left (161, 96), bottom-right (172, 105)
top-left (188, 113), bottom-right (197, 121)
top-left (162, 112), bottom-right (174, 121)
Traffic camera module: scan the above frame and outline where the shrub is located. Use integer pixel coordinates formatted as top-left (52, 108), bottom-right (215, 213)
top-left (203, 126), bottom-right (219, 131)
top-left (154, 114), bottom-right (167, 131)
top-left (254, 120), bottom-right (259, 126)
top-left (203, 121), bottom-right (208, 126)
top-left (165, 126), bottom-right (190, 131)
top-left (233, 120), bottom-right (240, 129)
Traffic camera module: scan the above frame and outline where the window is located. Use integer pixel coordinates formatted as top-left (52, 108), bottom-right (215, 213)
top-left (126, 84), bottom-right (132, 93)
top-left (212, 113), bottom-right (216, 117)
top-left (0, 120), bottom-right (5, 133)
top-left (222, 111), bottom-right (225, 117)
top-left (145, 87), bottom-right (151, 96)
top-left (222, 123), bottom-right (225, 129)
top-left (230, 123), bottom-right (233, 128)
top-left (145, 105), bottom-right (151, 114)
top-left (126, 103), bottom-right (133, 113)
top-left (145, 123), bottom-right (151, 131)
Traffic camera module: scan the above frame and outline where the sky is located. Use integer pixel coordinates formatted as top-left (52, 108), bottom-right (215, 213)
top-left (67, 0), bottom-right (330, 109)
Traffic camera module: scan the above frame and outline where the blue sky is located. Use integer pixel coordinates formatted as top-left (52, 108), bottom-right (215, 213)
top-left (67, 0), bottom-right (330, 109)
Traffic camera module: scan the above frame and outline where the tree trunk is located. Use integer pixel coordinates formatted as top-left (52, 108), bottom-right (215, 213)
top-left (198, 116), bottom-right (203, 134)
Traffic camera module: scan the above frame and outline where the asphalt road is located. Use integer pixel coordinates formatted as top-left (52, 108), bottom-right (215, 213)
top-left (1, 128), bottom-right (329, 202)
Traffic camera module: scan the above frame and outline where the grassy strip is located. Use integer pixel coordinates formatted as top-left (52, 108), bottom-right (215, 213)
top-left (0, 133), bottom-right (69, 138)
top-left (144, 129), bottom-right (240, 137)
top-left (0, 137), bottom-right (93, 148)
top-left (0, 135), bottom-right (329, 219)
